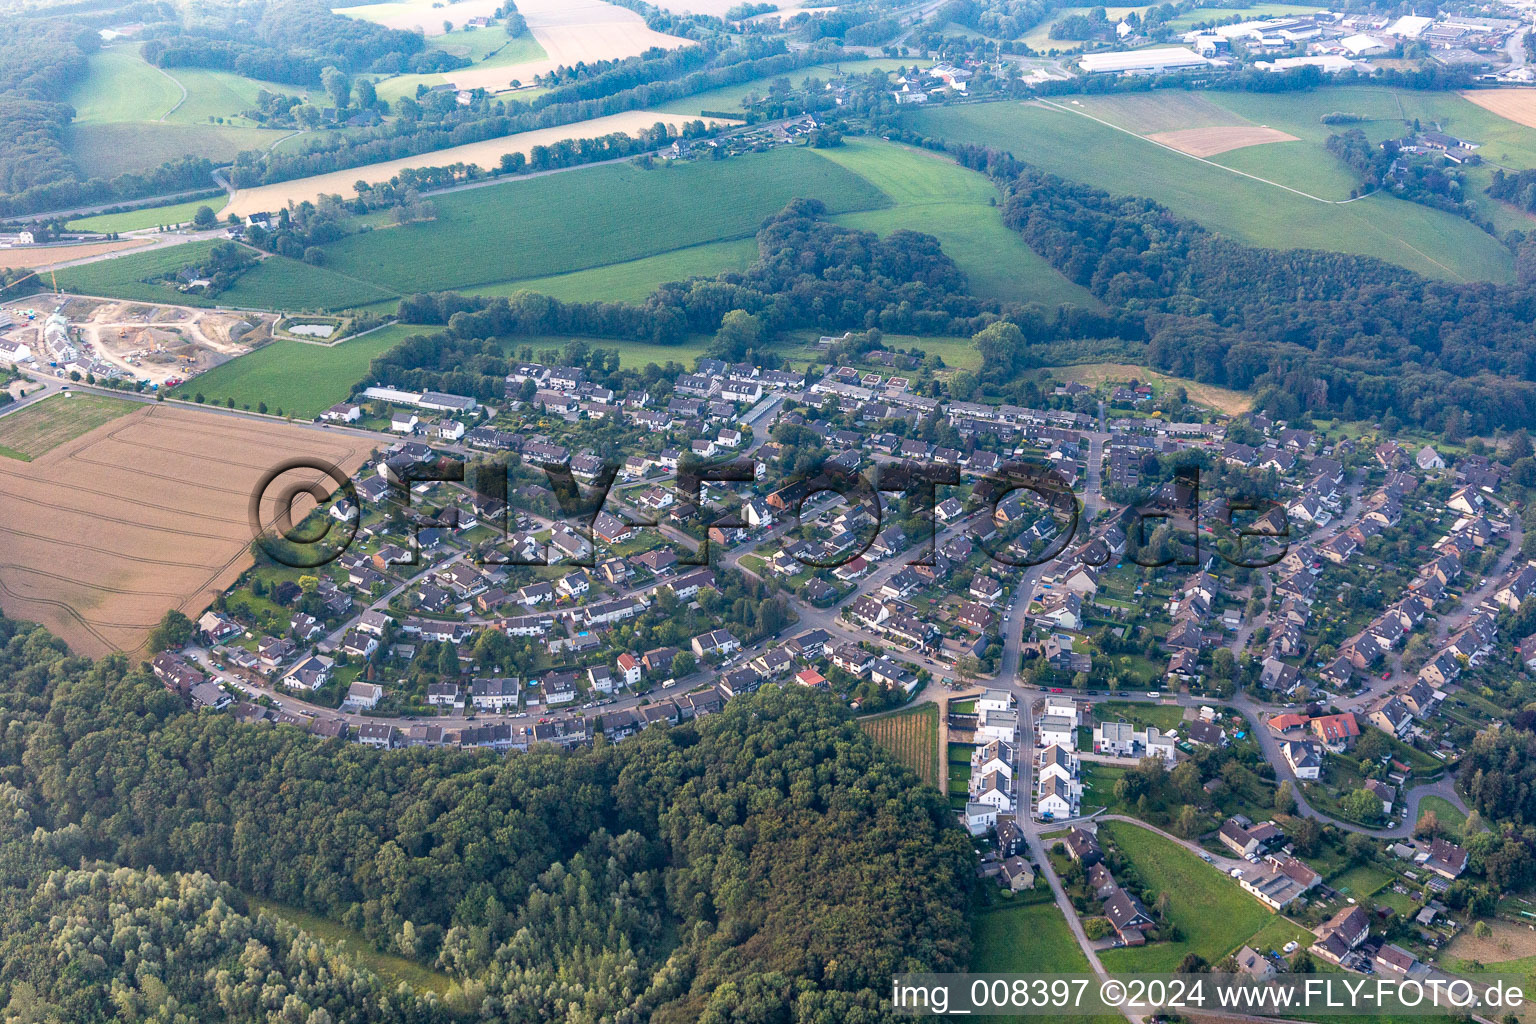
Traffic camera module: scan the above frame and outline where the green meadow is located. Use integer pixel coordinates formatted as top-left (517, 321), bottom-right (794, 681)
top-left (68, 196), bottom-right (229, 233)
top-left (810, 137), bottom-right (1099, 307)
top-left (171, 323), bottom-right (422, 417)
top-left (317, 146), bottom-right (891, 295)
top-left (910, 96), bottom-right (1516, 283)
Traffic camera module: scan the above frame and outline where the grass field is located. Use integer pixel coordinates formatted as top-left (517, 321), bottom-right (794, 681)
top-left (64, 122), bottom-right (284, 179)
top-left (65, 47), bottom-right (182, 123)
top-left (171, 323), bottom-right (421, 417)
top-left (910, 98), bottom-right (1516, 283)
top-left (1098, 820), bottom-right (1274, 972)
top-left (1327, 862), bottom-right (1393, 899)
top-left (1162, 2), bottom-right (1324, 30)
top-left (1417, 794), bottom-right (1468, 832)
top-left (317, 146), bottom-right (889, 295)
top-left (1036, 360), bottom-right (1253, 414)
top-left (0, 394), bottom-right (138, 461)
top-left (68, 196), bottom-right (230, 234)
top-left (247, 896), bottom-right (452, 994)
top-left (478, 238), bottom-right (760, 303)
top-left (860, 703), bottom-right (941, 788)
top-left (970, 903), bottom-right (1123, 1024)
top-left (56, 242), bottom-right (395, 312)
top-left (219, 256), bottom-right (400, 311)
top-left (810, 138), bottom-right (1099, 308)
top-left (1095, 701), bottom-right (1185, 733)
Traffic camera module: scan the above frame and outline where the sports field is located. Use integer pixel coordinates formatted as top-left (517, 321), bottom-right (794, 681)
top-left (0, 403), bottom-right (371, 657)
top-left (810, 138), bottom-right (1099, 308)
top-left (170, 323), bottom-right (421, 418)
top-left (316, 146), bottom-right (889, 294)
top-left (909, 97), bottom-right (1516, 283)
top-left (0, 394), bottom-right (139, 462)
top-left (860, 703), bottom-right (941, 788)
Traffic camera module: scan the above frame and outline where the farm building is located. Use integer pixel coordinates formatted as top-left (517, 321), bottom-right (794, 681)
top-left (1078, 47), bottom-right (1211, 74)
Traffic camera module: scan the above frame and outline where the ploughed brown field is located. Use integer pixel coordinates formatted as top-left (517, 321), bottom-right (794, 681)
top-left (0, 402), bottom-right (369, 657)
top-left (1145, 125), bottom-right (1300, 158)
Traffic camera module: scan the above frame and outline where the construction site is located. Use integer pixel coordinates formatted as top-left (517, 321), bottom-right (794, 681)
top-left (0, 295), bottom-right (270, 386)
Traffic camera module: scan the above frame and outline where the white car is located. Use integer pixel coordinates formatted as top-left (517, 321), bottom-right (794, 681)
top-left (1146, 691), bottom-right (1160, 699)
top-left (1230, 868), bottom-right (1244, 878)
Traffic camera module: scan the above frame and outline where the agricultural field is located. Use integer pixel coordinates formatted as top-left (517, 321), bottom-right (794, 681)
top-left (0, 394), bottom-right (138, 462)
top-left (474, 239), bottom-right (759, 304)
top-left (0, 403), bottom-right (371, 657)
top-left (373, 26), bottom-right (548, 103)
top-left (223, 109), bottom-right (736, 216)
top-left (810, 138), bottom-right (1100, 308)
top-left (1097, 820), bottom-right (1274, 972)
top-left (909, 97), bottom-right (1516, 283)
top-left (0, 239), bottom-right (151, 271)
top-left (860, 703), bottom-right (941, 788)
top-left (60, 45), bottom-right (295, 177)
top-left (55, 243), bottom-right (393, 312)
top-left (315, 146), bottom-right (888, 295)
top-left (68, 196), bottom-right (230, 234)
top-left (64, 122), bottom-right (285, 180)
top-left (170, 323), bottom-right (422, 418)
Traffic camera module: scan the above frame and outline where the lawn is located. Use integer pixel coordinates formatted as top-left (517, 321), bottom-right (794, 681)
top-left (1418, 794), bottom-right (1468, 832)
top-left (809, 138), bottom-right (1100, 308)
top-left (1098, 820), bottom-right (1274, 972)
top-left (1327, 862), bottom-right (1394, 900)
top-left (246, 895), bottom-right (453, 994)
top-left (860, 702), bottom-right (941, 788)
top-left (0, 394), bottom-right (139, 461)
top-left (317, 146), bottom-right (891, 296)
top-left (68, 196), bottom-right (230, 233)
top-left (1095, 700), bottom-right (1185, 733)
top-left (1081, 762), bottom-right (1127, 813)
top-left (909, 99), bottom-right (1515, 284)
top-left (169, 323), bottom-right (421, 418)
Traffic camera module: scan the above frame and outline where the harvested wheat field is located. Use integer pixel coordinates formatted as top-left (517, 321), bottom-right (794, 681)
top-left (445, 0), bottom-right (692, 91)
top-left (1146, 125), bottom-right (1300, 157)
top-left (225, 110), bottom-right (734, 216)
top-left (0, 401), bottom-right (370, 658)
top-left (0, 239), bottom-right (149, 270)
top-left (1461, 88), bottom-right (1536, 130)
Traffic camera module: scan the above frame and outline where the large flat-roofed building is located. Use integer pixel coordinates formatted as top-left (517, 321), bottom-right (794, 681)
top-left (1079, 47), bottom-right (1211, 74)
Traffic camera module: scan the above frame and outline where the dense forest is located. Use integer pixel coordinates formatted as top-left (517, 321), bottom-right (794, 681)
top-left (0, 616), bottom-right (972, 1022)
top-left (934, 143), bottom-right (1536, 432)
